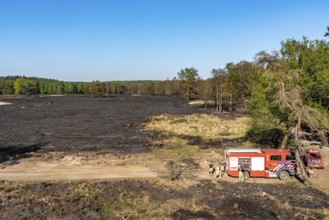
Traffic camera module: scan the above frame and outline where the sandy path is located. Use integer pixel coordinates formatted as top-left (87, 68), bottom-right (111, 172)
top-left (0, 157), bottom-right (305, 185)
top-left (0, 165), bottom-right (156, 181)
top-left (0, 163), bottom-right (156, 181)
top-left (0, 160), bottom-right (306, 186)
top-left (0, 101), bottom-right (13, 106)
top-left (0, 157), bottom-right (157, 181)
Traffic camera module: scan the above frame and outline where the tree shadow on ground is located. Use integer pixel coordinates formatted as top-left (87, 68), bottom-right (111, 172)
top-left (294, 173), bottom-right (307, 184)
top-left (0, 143), bottom-right (46, 168)
top-left (246, 128), bottom-right (286, 148)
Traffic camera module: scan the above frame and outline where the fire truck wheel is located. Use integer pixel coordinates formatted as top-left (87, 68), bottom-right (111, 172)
top-left (243, 171), bottom-right (250, 180)
top-left (279, 170), bottom-right (289, 180)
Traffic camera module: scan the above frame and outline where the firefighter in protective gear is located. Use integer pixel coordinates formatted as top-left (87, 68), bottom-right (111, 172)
top-left (220, 163), bottom-right (225, 178)
top-left (238, 164), bottom-right (244, 182)
top-left (217, 164), bottom-right (224, 180)
top-left (208, 162), bottom-right (214, 176)
top-left (215, 165), bottom-right (220, 179)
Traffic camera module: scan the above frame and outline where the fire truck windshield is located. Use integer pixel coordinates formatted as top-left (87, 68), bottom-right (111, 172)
top-left (309, 153), bottom-right (321, 159)
top-left (286, 155), bottom-right (295, 160)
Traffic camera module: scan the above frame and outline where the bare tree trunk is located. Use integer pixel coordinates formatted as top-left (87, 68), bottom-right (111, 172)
top-left (319, 130), bottom-right (328, 147)
top-left (216, 82), bottom-right (223, 113)
top-left (295, 116), bottom-right (310, 186)
top-left (216, 87), bottom-right (220, 112)
top-left (229, 93), bottom-right (233, 112)
top-left (280, 132), bottom-right (289, 149)
top-left (242, 93), bottom-right (247, 110)
top-left (219, 77), bottom-right (223, 113)
top-left (219, 95), bottom-right (222, 113)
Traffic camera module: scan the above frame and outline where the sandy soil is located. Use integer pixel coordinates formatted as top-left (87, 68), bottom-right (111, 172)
top-left (0, 152), bottom-right (157, 181)
top-left (0, 101), bottom-right (12, 106)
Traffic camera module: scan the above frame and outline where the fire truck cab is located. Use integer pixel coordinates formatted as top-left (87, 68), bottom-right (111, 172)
top-left (225, 148), bottom-right (296, 180)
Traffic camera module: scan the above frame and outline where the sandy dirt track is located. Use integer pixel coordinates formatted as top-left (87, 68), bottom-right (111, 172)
top-left (0, 163), bottom-right (156, 181)
top-left (0, 151), bottom-right (158, 181)
top-left (0, 101), bottom-right (12, 106)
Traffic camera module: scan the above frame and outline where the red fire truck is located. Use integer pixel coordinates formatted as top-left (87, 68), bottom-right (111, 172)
top-left (303, 149), bottom-right (325, 169)
top-left (224, 148), bottom-right (296, 180)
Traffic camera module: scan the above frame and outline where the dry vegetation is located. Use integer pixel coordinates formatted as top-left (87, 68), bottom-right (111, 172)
top-left (151, 137), bottom-right (201, 180)
top-left (144, 114), bottom-right (251, 140)
top-left (143, 114), bottom-right (252, 180)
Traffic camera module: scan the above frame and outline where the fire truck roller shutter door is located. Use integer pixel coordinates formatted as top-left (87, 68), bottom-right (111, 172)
top-left (229, 157), bottom-right (239, 170)
top-left (251, 157), bottom-right (265, 171)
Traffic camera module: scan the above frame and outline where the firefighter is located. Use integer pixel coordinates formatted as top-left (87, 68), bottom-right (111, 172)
top-left (238, 163), bottom-right (244, 182)
top-left (218, 165), bottom-right (222, 180)
top-left (214, 164), bottom-right (220, 179)
top-left (220, 162), bottom-right (225, 179)
top-left (220, 163), bottom-right (225, 175)
top-left (217, 164), bottom-right (223, 180)
top-left (208, 162), bottom-right (214, 176)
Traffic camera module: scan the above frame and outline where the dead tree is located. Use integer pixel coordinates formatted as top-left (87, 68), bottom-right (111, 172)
top-left (275, 74), bottom-right (329, 185)
top-left (211, 68), bottom-right (226, 112)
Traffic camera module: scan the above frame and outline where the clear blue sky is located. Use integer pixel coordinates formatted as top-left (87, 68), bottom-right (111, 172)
top-left (0, 0), bottom-right (328, 82)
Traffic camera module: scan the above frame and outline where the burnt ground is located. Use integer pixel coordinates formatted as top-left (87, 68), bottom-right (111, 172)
top-left (0, 179), bottom-right (328, 220)
top-left (0, 95), bottom-right (205, 154)
top-left (0, 95), bottom-right (243, 157)
top-left (0, 95), bottom-right (329, 219)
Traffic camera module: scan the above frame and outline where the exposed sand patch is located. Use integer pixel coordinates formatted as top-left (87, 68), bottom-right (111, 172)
top-left (0, 101), bottom-right (13, 106)
top-left (0, 155), bottom-right (157, 181)
top-left (188, 100), bottom-right (215, 105)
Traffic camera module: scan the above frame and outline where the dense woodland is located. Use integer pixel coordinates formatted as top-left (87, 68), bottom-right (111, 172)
top-left (0, 77), bottom-right (180, 97)
top-left (1, 37), bottom-right (329, 147)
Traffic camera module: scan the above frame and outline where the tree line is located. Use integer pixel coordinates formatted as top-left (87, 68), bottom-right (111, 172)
top-left (0, 76), bottom-right (181, 97)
